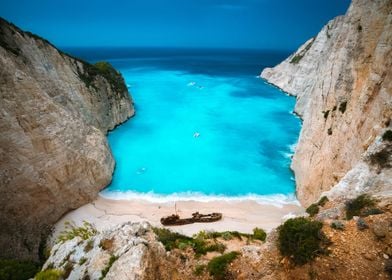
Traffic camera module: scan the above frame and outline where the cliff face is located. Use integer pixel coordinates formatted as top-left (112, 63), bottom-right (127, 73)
top-left (261, 0), bottom-right (392, 206)
top-left (0, 18), bottom-right (134, 260)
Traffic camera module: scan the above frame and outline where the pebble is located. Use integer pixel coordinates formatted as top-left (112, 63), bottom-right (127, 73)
top-left (383, 253), bottom-right (389, 259)
top-left (363, 253), bottom-right (374, 261)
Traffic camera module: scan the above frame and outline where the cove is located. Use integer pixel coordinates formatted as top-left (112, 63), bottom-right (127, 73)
top-left (69, 48), bottom-right (301, 202)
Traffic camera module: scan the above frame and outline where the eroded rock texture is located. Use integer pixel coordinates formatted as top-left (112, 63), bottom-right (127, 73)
top-left (261, 0), bottom-right (392, 205)
top-left (0, 18), bottom-right (134, 260)
top-left (42, 222), bottom-right (166, 280)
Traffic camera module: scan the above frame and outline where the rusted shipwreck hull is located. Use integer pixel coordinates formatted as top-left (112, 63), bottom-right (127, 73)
top-left (160, 212), bottom-right (222, 226)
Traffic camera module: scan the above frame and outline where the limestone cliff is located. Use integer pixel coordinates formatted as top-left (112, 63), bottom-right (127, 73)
top-left (0, 18), bottom-right (134, 260)
top-left (261, 0), bottom-right (392, 205)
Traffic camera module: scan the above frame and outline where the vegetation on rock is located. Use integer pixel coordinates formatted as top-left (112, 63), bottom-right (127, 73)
top-left (290, 39), bottom-right (314, 64)
top-left (306, 196), bottom-right (329, 217)
top-left (345, 194), bottom-right (375, 220)
top-left (369, 145), bottom-right (392, 169)
top-left (193, 264), bottom-right (206, 276)
top-left (306, 204), bottom-right (320, 217)
top-left (194, 229), bottom-right (266, 242)
top-left (207, 252), bottom-right (239, 280)
top-left (382, 130), bottom-right (392, 142)
top-left (0, 259), bottom-right (39, 280)
top-left (153, 228), bottom-right (226, 256)
top-left (339, 101), bottom-right (347, 113)
top-left (34, 269), bottom-right (63, 280)
top-left (278, 217), bottom-right (329, 265)
top-left (330, 220), bottom-right (345, 230)
top-left (57, 221), bottom-right (98, 243)
top-left (77, 60), bottom-right (127, 93)
top-left (99, 255), bottom-right (118, 280)
top-left (252, 228), bottom-right (267, 241)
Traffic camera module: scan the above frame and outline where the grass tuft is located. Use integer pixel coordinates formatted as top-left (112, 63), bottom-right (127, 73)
top-left (34, 269), bottom-right (63, 280)
top-left (57, 221), bottom-right (98, 243)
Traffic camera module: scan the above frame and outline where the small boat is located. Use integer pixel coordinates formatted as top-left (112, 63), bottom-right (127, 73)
top-left (160, 212), bottom-right (222, 226)
top-left (193, 132), bottom-right (200, 138)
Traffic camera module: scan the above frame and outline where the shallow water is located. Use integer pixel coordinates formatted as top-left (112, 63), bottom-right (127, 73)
top-left (68, 48), bottom-right (300, 201)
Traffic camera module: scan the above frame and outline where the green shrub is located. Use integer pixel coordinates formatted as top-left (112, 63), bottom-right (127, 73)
top-left (79, 257), bottom-right (87, 265)
top-left (193, 264), bottom-right (206, 276)
top-left (221, 232), bottom-right (234, 240)
top-left (307, 196), bottom-right (329, 217)
top-left (99, 255), bottom-right (118, 280)
top-left (0, 259), bottom-right (39, 280)
top-left (290, 39), bottom-right (314, 64)
top-left (177, 242), bottom-right (189, 250)
top-left (345, 194), bottom-right (375, 220)
top-left (207, 252), bottom-right (239, 280)
top-left (84, 239), bottom-right (94, 253)
top-left (362, 208), bottom-right (384, 217)
top-left (356, 217), bottom-right (368, 231)
top-left (330, 220), bottom-right (345, 231)
top-left (58, 221), bottom-right (98, 243)
top-left (191, 239), bottom-right (226, 256)
top-left (369, 146), bottom-right (391, 169)
top-left (278, 217), bottom-right (328, 265)
top-left (382, 130), bottom-right (392, 142)
top-left (339, 101), bottom-right (347, 113)
top-left (77, 61), bottom-right (127, 93)
top-left (153, 228), bottom-right (192, 251)
top-left (252, 228), bottom-right (266, 241)
top-left (34, 269), bottom-right (63, 280)
top-left (317, 196), bottom-right (329, 207)
top-left (306, 204), bottom-right (319, 217)
top-left (153, 228), bottom-right (225, 256)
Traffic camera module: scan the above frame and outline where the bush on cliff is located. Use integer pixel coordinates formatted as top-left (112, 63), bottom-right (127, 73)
top-left (306, 203), bottom-right (320, 217)
top-left (252, 228), bottom-right (267, 241)
top-left (278, 217), bottom-right (329, 265)
top-left (77, 60), bottom-right (127, 93)
top-left (207, 251), bottom-right (239, 280)
top-left (306, 196), bottom-right (329, 217)
top-left (345, 194), bottom-right (375, 220)
top-left (152, 228), bottom-right (226, 256)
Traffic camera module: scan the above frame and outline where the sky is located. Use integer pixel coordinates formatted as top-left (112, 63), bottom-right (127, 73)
top-left (0, 0), bottom-right (350, 50)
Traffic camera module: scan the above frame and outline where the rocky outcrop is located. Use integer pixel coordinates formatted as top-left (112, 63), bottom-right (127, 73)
top-left (261, 0), bottom-right (392, 205)
top-left (0, 18), bottom-right (134, 260)
top-left (42, 222), bottom-right (166, 280)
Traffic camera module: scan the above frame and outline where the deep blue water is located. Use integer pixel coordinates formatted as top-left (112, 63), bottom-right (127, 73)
top-left (66, 48), bottom-right (300, 202)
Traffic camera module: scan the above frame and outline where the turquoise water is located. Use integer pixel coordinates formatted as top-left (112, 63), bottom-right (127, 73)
top-left (68, 48), bottom-right (300, 201)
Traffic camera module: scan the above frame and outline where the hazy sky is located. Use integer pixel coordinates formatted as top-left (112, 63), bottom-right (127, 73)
top-left (0, 0), bottom-right (350, 50)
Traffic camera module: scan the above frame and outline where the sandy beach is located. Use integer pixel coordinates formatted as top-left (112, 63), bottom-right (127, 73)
top-left (52, 195), bottom-right (304, 242)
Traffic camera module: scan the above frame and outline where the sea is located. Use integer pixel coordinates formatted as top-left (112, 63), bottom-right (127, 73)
top-left (65, 47), bottom-right (301, 204)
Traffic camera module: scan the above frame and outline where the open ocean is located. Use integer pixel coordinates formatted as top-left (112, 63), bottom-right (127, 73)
top-left (65, 48), bottom-right (301, 203)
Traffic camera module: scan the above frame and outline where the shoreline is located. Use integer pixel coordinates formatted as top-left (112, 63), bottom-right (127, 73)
top-left (51, 194), bottom-right (305, 243)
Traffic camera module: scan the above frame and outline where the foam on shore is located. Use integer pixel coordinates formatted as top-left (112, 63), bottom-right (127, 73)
top-left (99, 190), bottom-right (300, 208)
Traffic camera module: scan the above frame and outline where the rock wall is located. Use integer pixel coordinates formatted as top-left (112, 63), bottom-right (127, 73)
top-left (0, 18), bottom-right (134, 260)
top-left (261, 0), bottom-right (392, 205)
